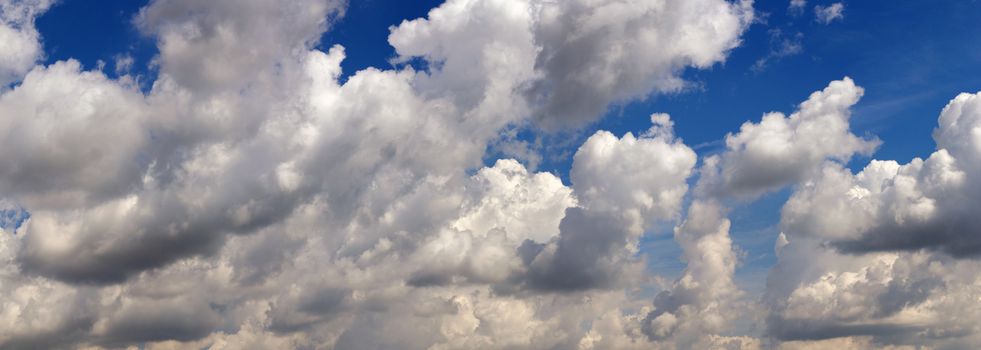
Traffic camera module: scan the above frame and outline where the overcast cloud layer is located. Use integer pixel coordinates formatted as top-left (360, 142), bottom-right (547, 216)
top-left (1, 0), bottom-right (980, 349)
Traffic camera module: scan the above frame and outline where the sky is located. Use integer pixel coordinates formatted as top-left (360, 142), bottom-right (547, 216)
top-left (2, 0), bottom-right (981, 349)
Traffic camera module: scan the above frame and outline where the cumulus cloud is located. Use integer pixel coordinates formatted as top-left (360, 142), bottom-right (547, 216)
top-left (766, 237), bottom-right (981, 348)
top-left (135, 0), bottom-right (346, 94)
top-left (0, 61), bottom-right (148, 207)
top-left (0, 0), bottom-right (758, 348)
top-left (782, 92), bottom-right (981, 256)
top-left (391, 0), bottom-right (755, 129)
top-left (526, 115), bottom-right (696, 291)
top-left (4, 0), bottom-right (979, 347)
top-left (766, 91), bottom-right (981, 347)
top-left (699, 77), bottom-right (878, 198)
top-left (0, 0), bottom-right (52, 86)
top-left (526, 0), bottom-right (754, 128)
top-left (635, 79), bottom-right (877, 348)
top-left (643, 200), bottom-right (753, 347)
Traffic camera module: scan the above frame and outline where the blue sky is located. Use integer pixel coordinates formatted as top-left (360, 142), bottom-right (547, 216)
top-left (31, 0), bottom-right (981, 295)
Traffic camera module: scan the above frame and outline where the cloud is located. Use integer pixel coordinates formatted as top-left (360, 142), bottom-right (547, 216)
top-left (752, 29), bottom-right (804, 73)
top-left (135, 0), bottom-right (346, 94)
top-left (815, 2), bottom-right (845, 24)
top-left (699, 77), bottom-right (878, 199)
top-left (527, 0), bottom-right (754, 128)
top-left (525, 115), bottom-right (696, 291)
top-left (634, 79), bottom-right (877, 348)
top-left (0, 61), bottom-right (148, 207)
top-left (781, 92), bottom-right (981, 256)
top-left (765, 237), bottom-right (981, 347)
top-left (765, 91), bottom-right (981, 347)
top-left (4, 0), bottom-right (978, 348)
top-left (0, 0), bottom-right (757, 348)
top-left (643, 200), bottom-right (753, 348)
top-left (391, 0), bottom-right (755, 129)
top-left (0, 0), bottom-right (52, 87)
top-left (789, 0), bottom-right (807, 15)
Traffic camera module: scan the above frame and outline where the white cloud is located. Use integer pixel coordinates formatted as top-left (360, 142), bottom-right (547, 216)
top-left (526, 115), bottom-right (697, 291)
top-left (570, 114), bottom-right (695, 233)
top-left (781, 91), bottom-right (981, 256)
top-left (0, 61), bottom-right (148, 207)
top-left (643, 200), bottom-right (756, 348)
top-left (635, 79), bottom-right (875, 348)
top-left (699, 77), bottom-right (878, 198)
top-left (4, 0), bottom-right (979, 348)
top-left (391, 0), bottom-right (755, 129)
top-left (0, 0), bottom-right (53, 87)
top-left (815, 2), bottom-right (845, 24)
top-left (453, 159), bottom-right (576, 244)
top-left (767, 91), bottom-right (981, 347)
top-left (0, 0), bottom-right (754, 348)
top-left (789, 0), bottom-right (807, 12)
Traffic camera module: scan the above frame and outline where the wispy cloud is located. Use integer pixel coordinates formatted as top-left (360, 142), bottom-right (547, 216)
top-left (815, 2), bottom-right (845, 24)
top-left (752, 29), bottom-right (804, 73)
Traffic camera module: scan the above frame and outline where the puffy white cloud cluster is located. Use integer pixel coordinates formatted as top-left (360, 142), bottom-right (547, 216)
top-left (526, 0), bottom-right (754, 127)
top-left (525, 115), bottom-right (696, 292)
top-left (2, 0), bottom-right (981, 348)
top-left (0, 61), bottom-right (148, 207)
top-left (637, 77), bottom-right (876, 348)
top-left (0, 0), bottom-right (52, 86)
top-left (644, 200), bottom-right (752, 348)
top-left (698, 77), bottom-right (879, 198)
top-left (0, 0), bottom-right (757, 348)
top-left (782, 92), bottom-right (981, 256)
top-left (391, 0), bottom-right (754, 129)
top-left (766, 92), bottom-right (981, 347)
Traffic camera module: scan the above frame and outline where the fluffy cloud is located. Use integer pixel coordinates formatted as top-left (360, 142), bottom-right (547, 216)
top-left (643, 200), bottom-right (753, 348)
top-left (699, 77), bottom-right (878, 198)
top-left (782, 92), bottom-right (981, 256)
top-left (0, 0), bottom-right (52, 86)
top-left (136, 0), bottom-right (346, 94)
top-left (637, 79), bottom-right (877, 348)
top-left (526, 115), bottom-right (696, 291)
top-left (527, 0), bottom-right (754, 127)
top-left (5, 0), bottom-right (979, 347)
top-left (391, 0), bottom-right (755, 129)
top-left (0, 61), bottom-right (148, 207)
top-left (766, 237), bottom-right (981, 348)
top-left (0, 0), bottom-right (755, 348)
top-left (767, 91), bottom-right (981, 347)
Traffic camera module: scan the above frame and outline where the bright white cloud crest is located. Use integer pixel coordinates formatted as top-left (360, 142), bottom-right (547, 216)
top-left (0, 0), bottom-right (52, 86)
top-left (0, 0), bottom-right (979, 349)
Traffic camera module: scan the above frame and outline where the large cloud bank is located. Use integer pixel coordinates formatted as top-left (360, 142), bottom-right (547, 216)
top-left (1, 0), bottom-right (980, 349)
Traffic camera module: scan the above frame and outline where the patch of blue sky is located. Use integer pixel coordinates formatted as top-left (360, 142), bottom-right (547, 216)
top-left (319, 0), bottom-right (445, 82)
top-left (35, 0), bottom-right (157, 89)
top-left (0, 206), bottom-right (30, 233)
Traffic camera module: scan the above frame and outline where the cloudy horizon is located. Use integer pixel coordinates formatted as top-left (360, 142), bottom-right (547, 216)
top-left (1, 0), bottom-right (980, 349)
